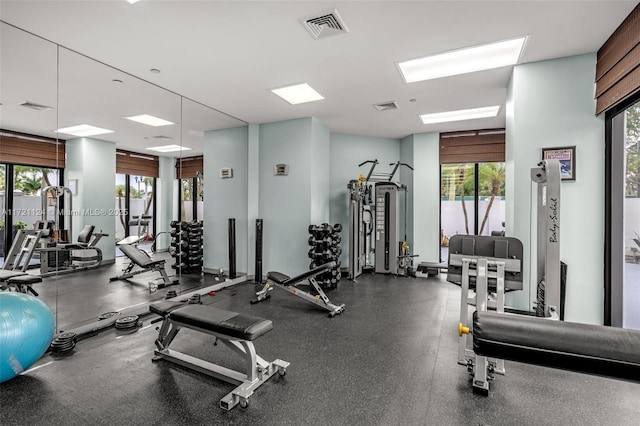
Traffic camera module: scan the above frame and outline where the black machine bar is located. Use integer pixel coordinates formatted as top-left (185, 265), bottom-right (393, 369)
top-left (228, 218), bottom-right (236, 279)
top-left (384, 191), bottom-right (390, 271)
top-left (255, 219), bottom-right (263, 284)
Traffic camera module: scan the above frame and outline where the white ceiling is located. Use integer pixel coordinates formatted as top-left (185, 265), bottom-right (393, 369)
top-left (0, 1), bottom-right (637, 155)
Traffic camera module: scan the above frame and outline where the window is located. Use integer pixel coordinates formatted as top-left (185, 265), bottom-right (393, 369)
top-left (606, 96), bottom-right (640, 329)
top-left (440, 162), bottom-right (506, 261)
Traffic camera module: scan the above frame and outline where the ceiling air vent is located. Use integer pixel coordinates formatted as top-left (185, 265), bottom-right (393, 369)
top-left (299, 9), bottom-right (349, 40)
top-left (18, 101), bottom-right (53, 111)
top-left (373, 101), bottom-right (399, 112)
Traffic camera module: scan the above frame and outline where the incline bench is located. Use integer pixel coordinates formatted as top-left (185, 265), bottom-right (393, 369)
top-left (252, 261), bottom-right (345, 317)
top-left (110, 244), bottom-right (177, 292)
top-left (150, 301), bottom-right (289, 410)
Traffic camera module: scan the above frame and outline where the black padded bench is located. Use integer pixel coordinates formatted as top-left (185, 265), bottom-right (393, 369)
top-left (252, 261), bottom-right (345, 317)
top-left (473, 311), bottom-right (640, 383)
top-left (111, 244), bottom-right (176, 292)
top-left (151, 301), bottom-right (289, 410)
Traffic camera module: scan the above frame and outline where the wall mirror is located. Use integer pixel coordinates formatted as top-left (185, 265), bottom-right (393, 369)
top-left (1, 21), bottom-right (246, 333)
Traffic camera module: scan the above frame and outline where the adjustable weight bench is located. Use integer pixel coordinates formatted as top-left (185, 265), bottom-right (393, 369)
top-left (110, 244), bottom-right (177, 292)
top-left (150, 300), bottom-right (290, 410)
top-left (252, 261), bottom-right (345, 317)
top-left (464, 311), bottom-right (640, 393)
top-left (0, 271), bottom-right (43, 296)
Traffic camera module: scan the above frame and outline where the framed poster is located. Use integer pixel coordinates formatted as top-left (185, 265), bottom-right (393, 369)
top-left (542, 146), bottom-right (576, 181)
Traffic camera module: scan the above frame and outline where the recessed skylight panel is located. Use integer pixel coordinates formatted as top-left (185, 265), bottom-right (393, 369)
top-left (419, 106), bottom-right (500, 125)
top-left (271, 83), bottom-right (324, 105)
top-left (398, 37), bottom-right (527, 83)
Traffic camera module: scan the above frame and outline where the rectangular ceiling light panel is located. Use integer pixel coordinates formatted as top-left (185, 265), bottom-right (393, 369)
top-left (56, 124), bottom-right (114, 137)
top-left (146, 144), bottom-right (192, 153)
top-left (125, 114), bottom-right (175, 127)
top-left (420, 106), bottom-right (500, 125)
top-left (271, 83), bottom-right (324, 105)
top-left (399, 37), bottom-right (526, 83)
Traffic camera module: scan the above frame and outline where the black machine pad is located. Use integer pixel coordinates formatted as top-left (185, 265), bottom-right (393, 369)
top-left (169, 304), bottom-right (273, 341)
top-left (119, 244), bottom-right (164, 268)
top-left (447, 235), bottom-right (523, 291)
top-left (473, 311), bottom-right (640, 382)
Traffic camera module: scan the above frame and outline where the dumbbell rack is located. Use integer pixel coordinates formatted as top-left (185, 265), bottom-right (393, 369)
top-left (170, 221), bottom-right (203, 274)
top-left (308, 223), bottom-right (342, 290)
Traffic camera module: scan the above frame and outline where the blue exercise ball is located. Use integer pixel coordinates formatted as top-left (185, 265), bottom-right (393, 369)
top-left (0, 292), bottom-right (55, 383)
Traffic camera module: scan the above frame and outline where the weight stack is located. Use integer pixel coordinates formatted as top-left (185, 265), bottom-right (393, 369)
top-left (170, 220), bottom-right (204, 274)
top-left (307, 223), bottom-right (342, 290)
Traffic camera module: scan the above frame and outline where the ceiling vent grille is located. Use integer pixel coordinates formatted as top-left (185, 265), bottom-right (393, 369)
top-left (373, 101), bottom-right (399, 112)
top-left (145, 135), bottom-right (173, 140)
top-left (18, 101), bottom-right (53, 111)
top-left (299, 9), bottom-right (349, 40)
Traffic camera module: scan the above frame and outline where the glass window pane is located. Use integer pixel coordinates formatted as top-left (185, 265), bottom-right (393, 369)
top-left (440, 163), bottom-right (475, 261)
top-left (624, 103), bottom-right (640, 330)
top-left (129, 175), bottom-right (154, 251)
top-left (477, 162), bottom-right (506, 236)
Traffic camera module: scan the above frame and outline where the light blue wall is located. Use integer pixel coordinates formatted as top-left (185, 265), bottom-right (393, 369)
top-left (247, 123), bottom-right (260, 279)
top-left (329, 132), bottom-right (400, 265)
top-left (203, 126), bottom-right (249, 274)
top-left (64, 137), bottom-right (116, 262)
top-left (155, 156), bottom-right (175, 251)
top-left (310, 117), bottom-right (331, 224)
top-left (410, 132), bottom-right (440, 263)
top-left (400, 135), bottom-right (414, 253)
top-left (506, 53), bottom-right (605, 324)
top-left (259, 118), bottom-right (313, 276)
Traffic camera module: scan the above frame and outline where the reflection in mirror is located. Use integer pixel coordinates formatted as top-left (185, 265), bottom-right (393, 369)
top-left (56, 46), bottom-right (182, 330)
top-left (0, 22), bottom-right (61, 325)
top-left (1, 22), bottom-right (246, 334)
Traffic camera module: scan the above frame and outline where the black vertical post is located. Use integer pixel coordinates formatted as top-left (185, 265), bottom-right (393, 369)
top-left (255, 219), bottom-right (263, 284)
top-left (474, 163), bottom-right (479, 235)
top-left (384, 191), bottom-right (390, 271)
top-left (228, 218), bottom-right (236, 279)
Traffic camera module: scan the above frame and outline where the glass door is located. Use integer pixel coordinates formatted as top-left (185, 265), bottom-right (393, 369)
top-left (477, 162), bottom-right (506, 236)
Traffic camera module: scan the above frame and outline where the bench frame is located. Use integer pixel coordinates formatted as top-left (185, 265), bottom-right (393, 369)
top-left (152, 308), bottom-right (289, 410)
top-left (251, 262), bottom-right (345, 317)
top-left (110, 245), bottom-right (177, 293)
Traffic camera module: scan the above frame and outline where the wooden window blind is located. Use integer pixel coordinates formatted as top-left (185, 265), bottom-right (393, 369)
top-left (596, 4), bottom-right (640, 115)
top-left (0, 129), bottom-right (66, 168)
top-left (439, 129), bottom-right (505, 164)
top-left (175, 156), bottom-right (203, 179)
top-left (116, 149), bottom-right (159, 177)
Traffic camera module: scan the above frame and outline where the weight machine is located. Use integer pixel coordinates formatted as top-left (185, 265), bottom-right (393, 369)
top-left (347, 159), bottom-right (415, 279)
top-left (452, 159), bottom-right (565, 395)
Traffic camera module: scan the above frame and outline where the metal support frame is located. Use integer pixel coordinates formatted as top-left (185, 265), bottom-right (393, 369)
top-left (2, 229), bottom-right (42, 271)
top-left (110, 254), bottom-right (177, 293)
top-left (37, 232), bottom-right (107, 277)
top-left (253, 274), bottom-right (345, 317)
top-left (452, 253), bottom-right (520, 395)
top-left (531, 159), bottom-right (561, 317)
top-left (153, 316), bottom-right (289, 410)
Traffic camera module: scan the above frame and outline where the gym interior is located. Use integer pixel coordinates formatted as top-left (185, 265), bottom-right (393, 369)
top-left (1, 1), bottom-right (640, 425)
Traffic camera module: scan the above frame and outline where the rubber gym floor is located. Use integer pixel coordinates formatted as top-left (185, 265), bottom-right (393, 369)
top-left (1, 256), bottom-right (639, 425)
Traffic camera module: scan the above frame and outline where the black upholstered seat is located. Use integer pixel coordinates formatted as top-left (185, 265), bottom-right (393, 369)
top-left (6, 274), bottom-right (43, 285)
top-left (169, 304), bottom-right (273, 341)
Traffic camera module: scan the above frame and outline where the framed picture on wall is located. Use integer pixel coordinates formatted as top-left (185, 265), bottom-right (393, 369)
top-left (542, 146), bottom-right (576, 181)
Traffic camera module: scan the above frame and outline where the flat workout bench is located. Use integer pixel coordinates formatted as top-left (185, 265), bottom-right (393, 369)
top-left (111, 244), bottom-right (177, 292)
top-left (151, 301), bottom-right (289, 410)
top-left (252, 261), bottom-right (345, 317)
